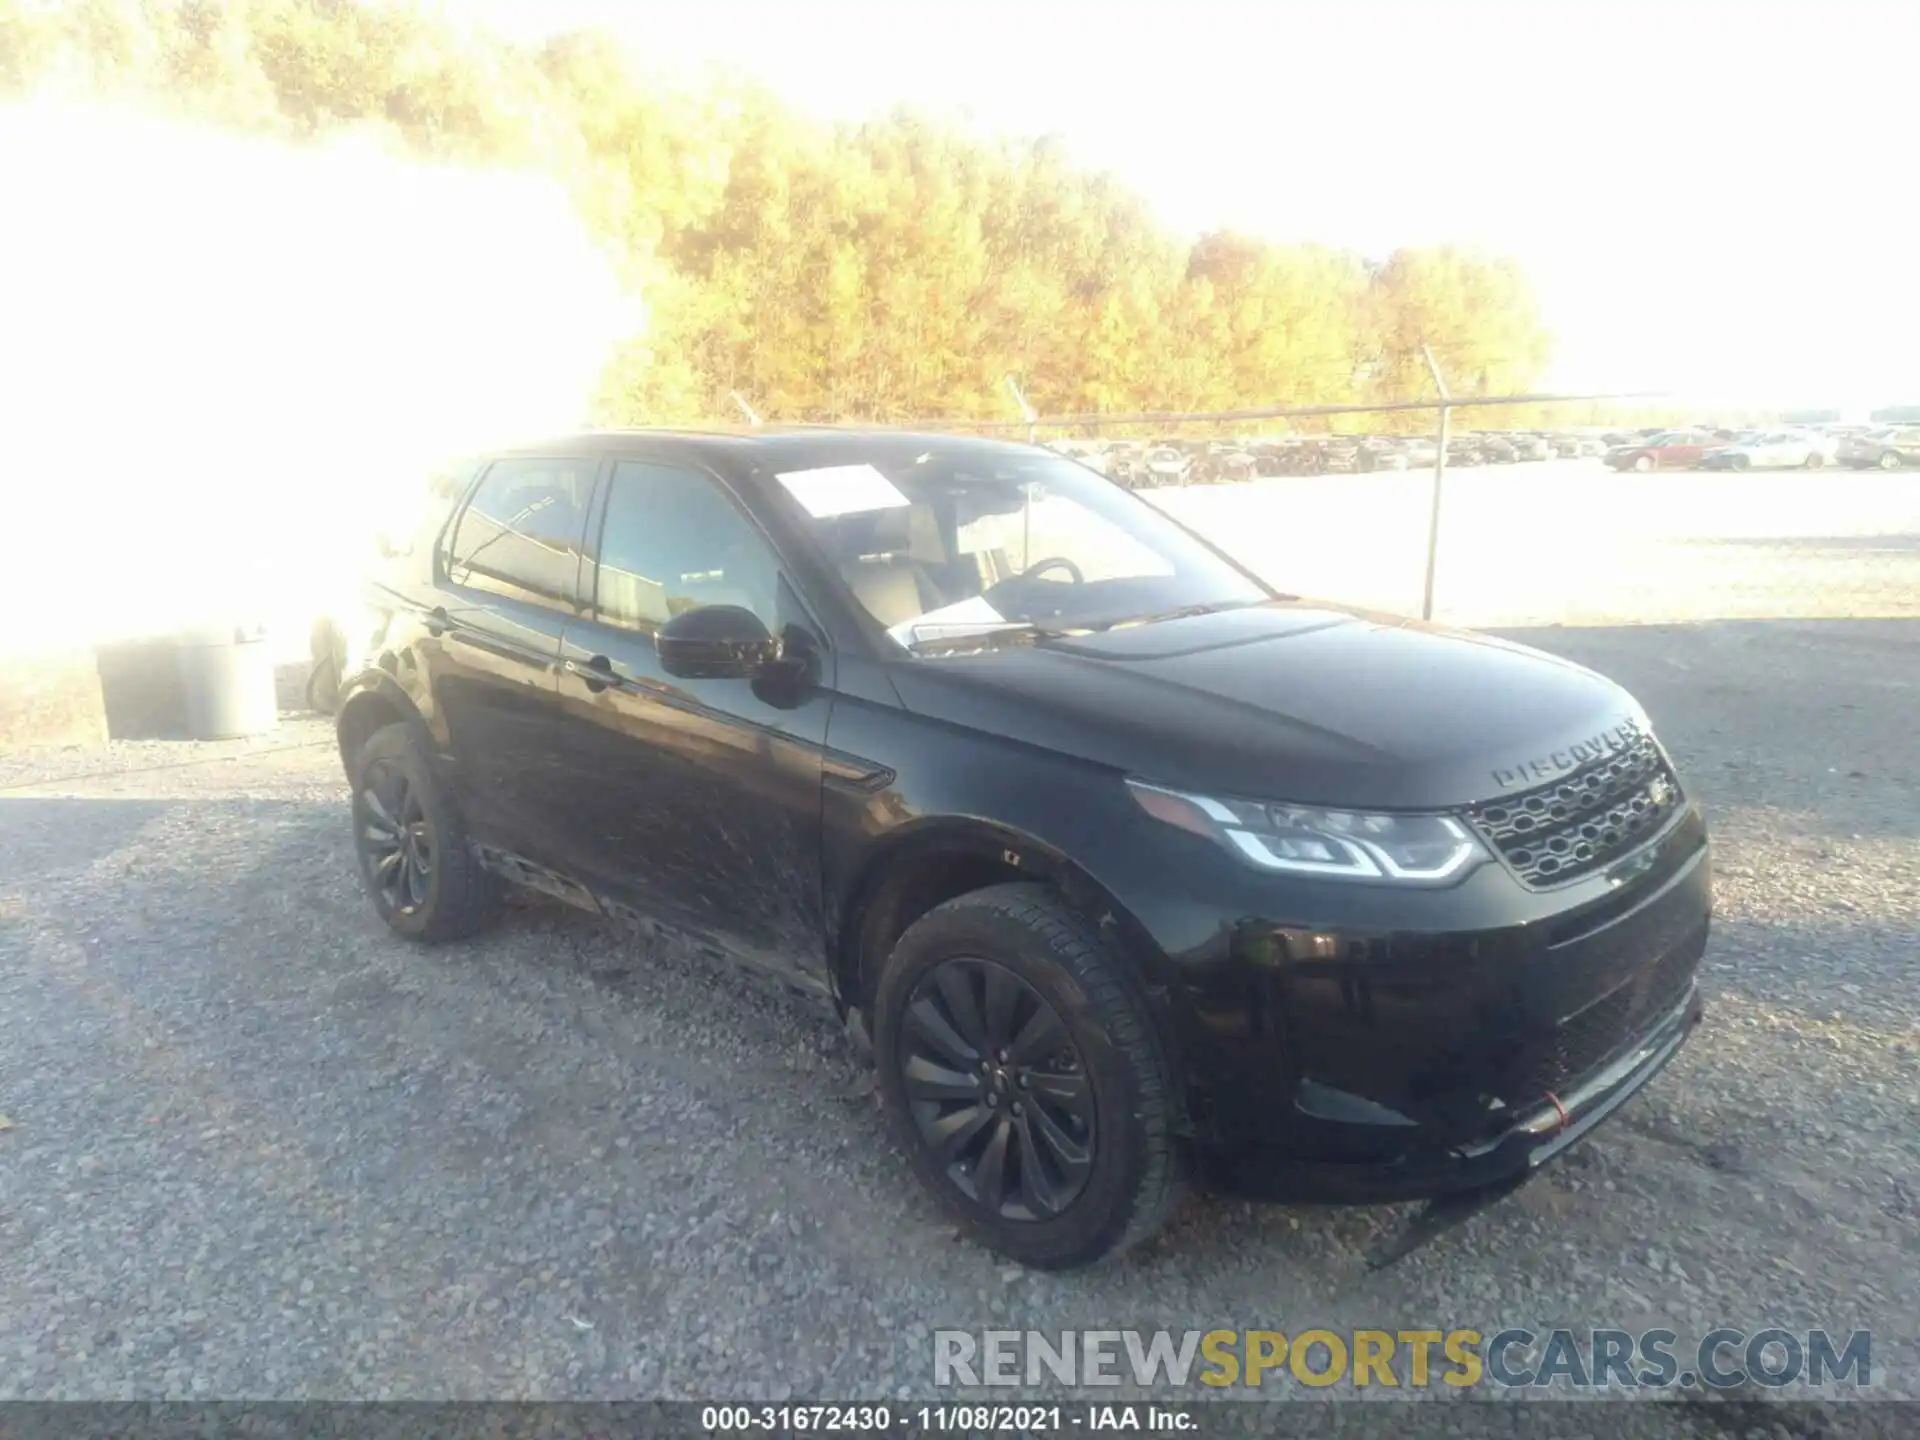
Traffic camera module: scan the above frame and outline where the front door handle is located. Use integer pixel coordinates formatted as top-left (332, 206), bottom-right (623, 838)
top-left (426, 606), bottom-right (450, 637)
top-left (564, 654), bottom-right (620, 692)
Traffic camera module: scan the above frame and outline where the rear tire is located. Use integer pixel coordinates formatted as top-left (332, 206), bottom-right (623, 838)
top-left (349, 721), bottom-right (500, 943)
top-left (874, 883), bottom-right (1185, 1269)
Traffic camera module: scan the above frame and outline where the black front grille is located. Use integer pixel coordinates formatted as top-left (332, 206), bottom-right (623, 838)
top-left (1467, 732), bottom-right (1684, 889)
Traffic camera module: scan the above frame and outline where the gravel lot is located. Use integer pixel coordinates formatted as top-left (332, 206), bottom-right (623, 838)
top-left (0, 554), bottom-right (1915, 1417)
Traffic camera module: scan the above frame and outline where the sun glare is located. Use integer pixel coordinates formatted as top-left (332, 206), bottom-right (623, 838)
top-left (0, 99), bottom-right (639, 662)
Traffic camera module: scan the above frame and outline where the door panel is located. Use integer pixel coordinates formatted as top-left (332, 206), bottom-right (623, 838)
top-left (426, 597), bottom-right (569, 847)
top-left (549, 459), bottom-right (834, 987)
top-left (427, 456), bottom-right (596, 858)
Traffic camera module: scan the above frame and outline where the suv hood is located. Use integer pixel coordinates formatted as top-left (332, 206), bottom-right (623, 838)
top-left (888, 603), bottom-right (1649, 811)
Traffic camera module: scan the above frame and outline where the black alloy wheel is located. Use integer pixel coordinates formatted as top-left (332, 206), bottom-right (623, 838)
top-left (898, 956), bottom-right (1095, 1220)
top-left (347, 720), bottom-right (498, 942)
top-left (874, 883), bottom-right (1184, 1267)
top-left (357, 756), bottom-right (434, 918)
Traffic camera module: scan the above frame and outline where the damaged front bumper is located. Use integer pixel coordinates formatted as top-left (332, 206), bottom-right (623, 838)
top-left (1200, 983), bottom-right (1705, 1206)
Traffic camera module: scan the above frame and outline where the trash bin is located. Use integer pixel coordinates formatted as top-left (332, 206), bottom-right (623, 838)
top-left (96, 635), bottom-right (190, 740)
top-left (174, 622), bottom-right (279, 740)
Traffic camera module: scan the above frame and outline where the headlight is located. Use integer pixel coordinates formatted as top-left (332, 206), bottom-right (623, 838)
top-left (1126, 780), bottom-right (1488, 885)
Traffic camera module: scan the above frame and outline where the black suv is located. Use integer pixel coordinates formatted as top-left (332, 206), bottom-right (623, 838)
top-left (334, 430), bottom-right (1710, 1269)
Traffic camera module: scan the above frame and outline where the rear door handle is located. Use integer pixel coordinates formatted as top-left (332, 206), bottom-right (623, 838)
top-left (564, 654), bottom-right (623, 692)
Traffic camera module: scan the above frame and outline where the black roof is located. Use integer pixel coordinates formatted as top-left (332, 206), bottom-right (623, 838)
top-left (494, 427), bottom-right (1041, 472)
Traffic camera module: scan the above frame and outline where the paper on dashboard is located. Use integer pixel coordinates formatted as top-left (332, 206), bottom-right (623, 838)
top-left (886, 595), bottom-right (1009, 646)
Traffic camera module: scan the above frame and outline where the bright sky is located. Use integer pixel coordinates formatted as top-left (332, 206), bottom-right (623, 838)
top-left (0, 101), bottom-right (634, 657)
top-left (451, 0), bottom-right (1918, 410)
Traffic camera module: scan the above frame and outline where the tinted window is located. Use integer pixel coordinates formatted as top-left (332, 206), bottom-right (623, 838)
top-left (444, 458), bottom-right (594, 607)
top-left (593, 461), bottom-right (781, 635)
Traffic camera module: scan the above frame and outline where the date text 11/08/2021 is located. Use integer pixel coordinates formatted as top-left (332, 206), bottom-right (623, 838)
top-left (701, 1405), bottom-right (1196, 1432)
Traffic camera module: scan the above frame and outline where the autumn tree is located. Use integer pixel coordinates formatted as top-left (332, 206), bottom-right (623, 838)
top-left (0, 0), bottom-right (1557, 428)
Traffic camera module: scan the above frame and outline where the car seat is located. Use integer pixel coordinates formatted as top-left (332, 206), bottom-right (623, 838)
top-left (833, 508), bottom-right (940, 628)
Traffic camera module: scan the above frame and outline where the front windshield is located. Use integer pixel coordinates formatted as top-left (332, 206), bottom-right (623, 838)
top-left (777, 448), bottom-right (1272, 652)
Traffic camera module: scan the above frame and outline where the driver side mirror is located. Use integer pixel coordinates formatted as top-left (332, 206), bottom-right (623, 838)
top-left (657, 604), bottom-right (781, 680)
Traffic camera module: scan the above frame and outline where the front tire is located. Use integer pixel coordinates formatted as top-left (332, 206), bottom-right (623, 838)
top-left (349, 721), bottom-right (500, 943)
top-left (874, 883), bottom-right (1185, 1269)
top-left (1803, 452), bottom-right (1824, 469)
top-left (1633, 454), bottom-right (1653, 472)
top-left (1880, 451), bottom-right (1903, 471)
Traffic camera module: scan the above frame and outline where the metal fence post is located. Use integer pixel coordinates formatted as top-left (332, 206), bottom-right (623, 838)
top-left (1420, 346), bottom-right (1451, 623)
top-left (1006, 375), bottom-right (1038, 446)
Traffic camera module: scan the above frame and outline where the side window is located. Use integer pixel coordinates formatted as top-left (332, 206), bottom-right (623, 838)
top-left (593, 461), bottom-right (782, 637)
top-left (443, 458), bottom-right (594, 608)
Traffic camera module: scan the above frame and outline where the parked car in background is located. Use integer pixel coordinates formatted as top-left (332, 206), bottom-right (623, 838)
top-left (1291, 439), bottom-right (1331, 474)
top-left (1103, 443), bottom-right (1142, 487)
top-left (1839, 426), bottom-right (1920, 470)
top-left (1261, 439), bottom-right (1323, 475)
top-left (1357, 438), bottom-right (1409, 472)
top-left (1508, 434), bottom-right (1553, 462)
top-left (1402, 437), bottom-right (1439, 467)
top-left (1476, 435), bottom-right (1519, 464)
top-left (1213, 449), bottom-right (1259, 483)
top-left (1606, 431), bottom-right (1720, 472)
top-left (1695, 430), bottom-right (1833, 471)
top-left (1819, 424), bottom-right (1878, 445)
top-left (1313, 437), bottom-right (1360, 473)
top-left (1446, 437), bottom-right (1487, 466)
top-left (1141, 445), bottom-right (1194, 486)
top-left (1548, 434), bottom-right (1581, 457)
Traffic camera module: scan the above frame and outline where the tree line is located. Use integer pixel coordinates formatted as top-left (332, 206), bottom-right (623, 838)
top-left (4, 0), bottom-right (1562, 430)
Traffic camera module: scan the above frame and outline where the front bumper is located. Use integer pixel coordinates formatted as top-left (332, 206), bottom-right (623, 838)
top-left (1106, 799), bottom-right (1713, 1205)
top-left (1202, 982), bottom-right (1703, 1202)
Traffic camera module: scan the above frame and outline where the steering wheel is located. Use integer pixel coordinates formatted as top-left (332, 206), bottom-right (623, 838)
top-left (1020, 555), bottom-right (1085, 585)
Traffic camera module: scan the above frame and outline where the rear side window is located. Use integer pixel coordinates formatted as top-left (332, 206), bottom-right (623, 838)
top-left (444, 458), bottom-right (595, 607)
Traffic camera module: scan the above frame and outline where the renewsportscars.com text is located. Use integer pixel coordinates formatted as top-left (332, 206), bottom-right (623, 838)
top-left (933, 1328), bottom-right (1872, 1392)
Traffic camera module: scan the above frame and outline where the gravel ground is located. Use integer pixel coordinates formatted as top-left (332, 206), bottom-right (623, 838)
top-left (0, 616), bottom-right (1915, 1420)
